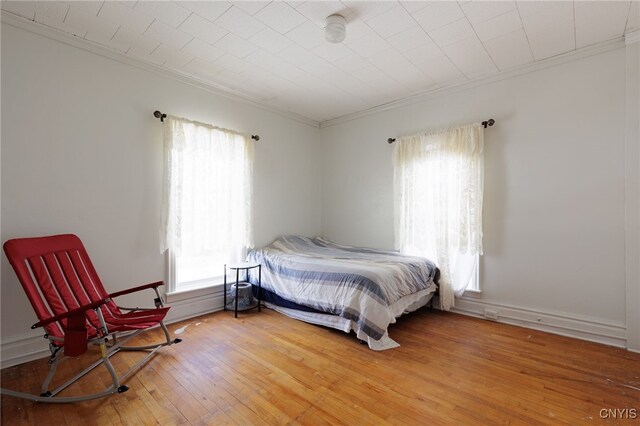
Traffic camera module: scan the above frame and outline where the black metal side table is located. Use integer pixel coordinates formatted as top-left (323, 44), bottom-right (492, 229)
top-left (223, 262), bottom-right (261, 318)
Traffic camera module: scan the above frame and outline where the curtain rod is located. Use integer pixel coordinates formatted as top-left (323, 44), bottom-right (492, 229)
top-left (387, 118), bottom-right (495, 144)
top-left (153, 110), bottom-right (260, 141)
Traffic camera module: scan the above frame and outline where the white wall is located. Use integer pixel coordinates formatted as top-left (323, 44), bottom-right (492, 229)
top-left (1, 23), bottom-right (321, 361)
top-left (320, 46), bottom-right (630, 341)
top-left (625, 36), bottom-right (640, 351)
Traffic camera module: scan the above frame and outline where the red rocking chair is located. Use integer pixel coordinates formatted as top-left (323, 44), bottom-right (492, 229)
top-left (1, 234), bottom-right (181, 403)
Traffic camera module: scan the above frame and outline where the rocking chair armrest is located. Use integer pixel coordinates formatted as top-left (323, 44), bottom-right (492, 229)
top-left (31, 298), bottom-right (110, 329)
top-left (108, 281), bottom-right (164, 299)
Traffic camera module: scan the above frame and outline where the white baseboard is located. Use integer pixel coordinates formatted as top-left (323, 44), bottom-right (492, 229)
top-left (0, 332), bottom-right (52, 370)
top-left (1, 290), bottom-right (226, 370)
top-left (451, 297), bottom-right (627, 348)
top-left (2, 292), bottom-right (630, 368)
top-left (164, 288), bottom-right (224, 325)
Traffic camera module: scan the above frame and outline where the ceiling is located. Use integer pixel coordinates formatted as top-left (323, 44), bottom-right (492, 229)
top-left (2, 1), bottom-right (639, 123)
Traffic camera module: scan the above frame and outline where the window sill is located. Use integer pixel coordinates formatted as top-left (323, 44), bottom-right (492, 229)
top-left (166, 281), bottom-right (224, 303)
top-left (461, 289), bottom-right (482, 299)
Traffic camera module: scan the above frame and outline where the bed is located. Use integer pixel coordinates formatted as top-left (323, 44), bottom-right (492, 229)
top-left (246, 236), bottom-right (439, 350)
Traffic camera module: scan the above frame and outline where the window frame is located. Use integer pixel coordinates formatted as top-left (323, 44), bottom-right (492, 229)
top-left (161, 116), bottom-right (254, 296)
top-left (465, 253), bottom-right (481, 294)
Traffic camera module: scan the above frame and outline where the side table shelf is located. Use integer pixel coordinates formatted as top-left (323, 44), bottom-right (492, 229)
top-left (223, 262), bottom-right (262, 318)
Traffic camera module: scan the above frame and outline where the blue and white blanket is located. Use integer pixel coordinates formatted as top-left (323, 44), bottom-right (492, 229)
top-left (247, 236), bottom-right (438, 346)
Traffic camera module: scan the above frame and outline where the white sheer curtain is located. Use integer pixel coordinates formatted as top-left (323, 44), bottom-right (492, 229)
top-left (161, 116), bottom-right (253, 287)
top-left (393, 123), bottom-right (484, 310)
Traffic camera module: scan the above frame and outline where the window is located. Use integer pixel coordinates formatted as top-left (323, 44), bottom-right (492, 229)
top-left (393, 123), bottom-right (484, 309)
top-left (161, 116), bottom-right (253, 293)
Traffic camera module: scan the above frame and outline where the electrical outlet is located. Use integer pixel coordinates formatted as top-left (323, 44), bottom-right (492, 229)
top-left (484, 309), bottom-right (498, 320)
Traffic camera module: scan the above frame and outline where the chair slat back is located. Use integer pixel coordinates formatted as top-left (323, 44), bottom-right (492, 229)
top-left (3, 234), bottom-right (119, 339)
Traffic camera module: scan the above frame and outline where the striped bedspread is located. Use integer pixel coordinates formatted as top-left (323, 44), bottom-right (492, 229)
top-left (247, 236), bottom-right (438, 343)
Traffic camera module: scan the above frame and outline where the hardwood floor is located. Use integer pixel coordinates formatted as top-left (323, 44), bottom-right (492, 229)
top-left (1, 308), bottom-right (639, 425)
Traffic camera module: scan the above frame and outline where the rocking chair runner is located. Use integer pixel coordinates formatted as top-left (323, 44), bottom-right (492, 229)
top-left (1, 234), bottom-right (182, 403)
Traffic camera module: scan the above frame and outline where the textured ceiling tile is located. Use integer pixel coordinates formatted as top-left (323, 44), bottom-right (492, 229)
top-left (152, 44), bottom-right (195, 69)
top-left (67, 1), bottom-right (104, 17)
top-left (414, 54), bottom-right (466, 86)
top-left (518, 1), bottom-right (573, 33)
top-left (181, 38), bottom-right (226, 63)
top-left (181, 58), bottom-right (223, 77)
top-left (296, 1), bottom-right (352, 28)
top-left (109, 27), bottom-right (161, 55)
top-left (231, 1), bottom-right (270, 16)
top-left (400, 1), bottom-right (432, 14)
top-left (177, 1), bottom-right (232, 22)
top-left (214, 52), bottom-right (252, 73)
top-left (386, 63), bottom-right (436, 94)
top-left (285, 20), bottom-right (325, 50)
top-left (526, 25), bottom-right (575, 60)
top-left (342, 1), bottom-right (395, 22)
top-left (65, 6), bottom-right (120, 40)
top-left (366, 5), bottom-right (416, 38)
top-left (402, 39), bottom-right (445, 65)
top-left (214, 33), bottom-right (258, 58)
top-left (429, 18), bottom-right (475, 48)
top-left (133, 1), bottom-right (191, 28)
top-left (249, 27), bottom-right (293, 54)
top-left (357, 88), bottom-right (395, 109)
top-left (179, 14), bottom-right (229, 45)
top-left (260, 59), bottom-right (307, 82)
top-left (245, 48), bottom-right (286, 69)
top-left (313, 42), bottom-right (356, 63)
top-left (98, 1), bottom-right (153, 34)
top-left (298, 56), bottom-right (337, 77)
top-left (332, 54), bottom-right (372, 73)
top-left (367, 48), bottom-right (410, 73)
top-left (254, 2), bottom-right (306, 34)
top-left (215, 6), bottom-right (266, 40)
top-left (1, 1), bottom-right (38, 20)
top-left (413, 1), bottom-right (465, 32)
top-left (461, 0), bottom-right (516, 25)
top-left (34, 2), bottom-right (69, 29)
top-left (349, 62), bottom-right (388, 84)
top-left (343, 19), bottom-right (378, 44)
top-left (319, 69), bottom-right (373, 96)
top-left (574, 1), bottom-right (630, 48)
top-left (368, 76), bottom-right (414, 100)
top-left (83, 16), bottom-right (122, 46)
top-left (386, 26), bottom-right (431, 52)
top-left (346, 32), bottom-right (391, 57)
top-left (278, 43), bottom-right (319, 67)
top-left (483, 28), bottom-right (533, 70)
top-left (441, 36), bottom-right (497, 79)
top-left (128, 47), bottom-right (166, 66)
top-left (473, 9), bottom-right (523, 42)
top-left (145, 20), bottom-right (193, 50)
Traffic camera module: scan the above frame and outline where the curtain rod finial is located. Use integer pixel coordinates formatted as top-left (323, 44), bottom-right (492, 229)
top-left (251, 135), bottom-right (260, 141)
top-left (482, 118), bottom-right (495, 128)
top-left (154, 110), bottom-right (167, 122)
top-left (388, 138), bottom-right (396, 144)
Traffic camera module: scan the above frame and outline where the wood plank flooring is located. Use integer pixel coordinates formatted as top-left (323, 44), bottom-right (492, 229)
top-left (2, 308), bottom-right (639, 425)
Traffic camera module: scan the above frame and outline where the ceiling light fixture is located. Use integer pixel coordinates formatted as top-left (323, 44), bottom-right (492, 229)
top-left (325, 14), bottom-right (346, 43)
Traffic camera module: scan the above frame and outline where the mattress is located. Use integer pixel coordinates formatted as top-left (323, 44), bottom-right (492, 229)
top-left (247, 236), bottom-right (438, 350)
top-left (261, 287), bottom-right (435, 350)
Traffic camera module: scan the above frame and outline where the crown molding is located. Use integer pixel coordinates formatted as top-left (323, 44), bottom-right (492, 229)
top-left (626, 30), bottom-right (639, 45)
top-left (320, 37), bottom-right (626, 128)
top-left (1, 12), bottom-right (321, 129)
